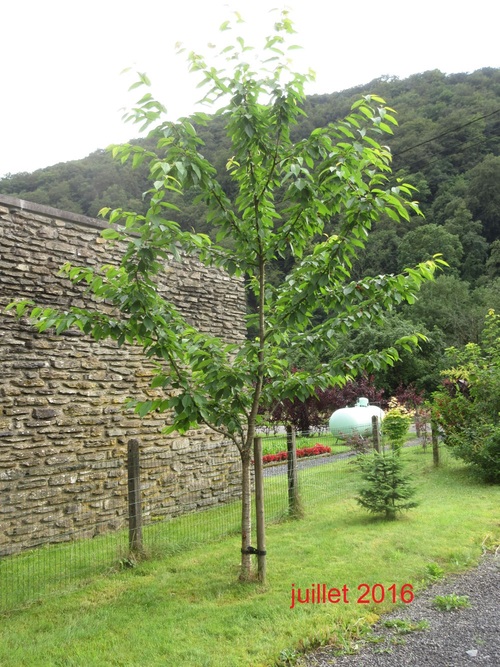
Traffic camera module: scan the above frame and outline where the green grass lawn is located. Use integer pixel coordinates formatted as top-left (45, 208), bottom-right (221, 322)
top-left (0, 450), bottom-right (498, 667)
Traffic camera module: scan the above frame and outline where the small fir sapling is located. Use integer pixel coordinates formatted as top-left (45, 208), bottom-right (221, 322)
top-left (356, 451), bottom-right (418, 520)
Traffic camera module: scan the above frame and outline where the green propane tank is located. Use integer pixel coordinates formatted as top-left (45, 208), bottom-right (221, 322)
top-left (329, 397), bottom-right (385, 439)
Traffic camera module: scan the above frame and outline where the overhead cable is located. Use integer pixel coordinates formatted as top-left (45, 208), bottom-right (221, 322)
top-left (393, 108), bottom-right (500, 157)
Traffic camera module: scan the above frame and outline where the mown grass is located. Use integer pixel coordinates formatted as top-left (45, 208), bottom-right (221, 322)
top-left (0, 448), bottom-right (498, 667)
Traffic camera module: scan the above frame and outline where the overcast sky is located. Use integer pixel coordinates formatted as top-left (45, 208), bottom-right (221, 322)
top-left (1, 0), bottom-right (499, 178)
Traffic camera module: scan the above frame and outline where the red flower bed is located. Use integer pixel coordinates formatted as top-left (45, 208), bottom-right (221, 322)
top-left (263, 444), bottom-right (331, 464)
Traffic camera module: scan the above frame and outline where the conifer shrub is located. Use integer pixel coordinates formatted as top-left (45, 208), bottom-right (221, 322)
top-left (356, 452), bottom-right (418, 520)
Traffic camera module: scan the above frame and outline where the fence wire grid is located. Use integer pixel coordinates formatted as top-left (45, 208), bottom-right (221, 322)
top-left (0, 429), bottom-right (447, 612)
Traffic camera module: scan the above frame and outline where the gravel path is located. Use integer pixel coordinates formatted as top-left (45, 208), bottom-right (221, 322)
top-left (298, 552), bottom-right (499, 667)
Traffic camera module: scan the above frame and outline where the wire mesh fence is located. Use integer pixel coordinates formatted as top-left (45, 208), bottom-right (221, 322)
top-left (0, 427), bottom-right (447, 612)
top-left (0, 439), bottom-right (243, 612)
top-left (259, 428), bottom-right (450, 518)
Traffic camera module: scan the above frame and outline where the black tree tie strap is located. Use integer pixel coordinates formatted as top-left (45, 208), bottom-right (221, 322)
top-left (241, 546), bottom-right (267, 556)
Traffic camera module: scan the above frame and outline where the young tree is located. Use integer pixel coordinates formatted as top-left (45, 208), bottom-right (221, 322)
top-left (10, 11), bottom-right (444, 580)
top-left (356, 451), bottom-right (419, 520)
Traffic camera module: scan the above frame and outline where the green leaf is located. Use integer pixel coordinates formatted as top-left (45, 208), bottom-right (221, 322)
top-left (101, 228), bottom-right (122, 240)
top-left (136, 401), bottom-right (153, 418)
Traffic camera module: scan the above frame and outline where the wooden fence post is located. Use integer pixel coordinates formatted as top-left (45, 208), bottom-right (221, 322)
top-left (431, 419), bottom-right (440, 466)
top-left (372, 415), bottom-right (381, 453)
top-left (253, 436), bottom-right (266, 584)
top-left (127, 438), bottom-right (143, 554)
top-left (286, 426), bottom-right (302, 517)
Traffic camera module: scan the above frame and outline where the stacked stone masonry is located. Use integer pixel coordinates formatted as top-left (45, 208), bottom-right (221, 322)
top-left (0, 195), bottom-right (246, 556)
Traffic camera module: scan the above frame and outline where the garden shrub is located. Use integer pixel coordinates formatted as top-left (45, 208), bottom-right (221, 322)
top-left (382, 402), bottom-right (412, 454)
top-left (440, 420), bottom-right (500, 483)
top-left (432, 309), bottom-right (500, 483)
top-left (344, 432), bottom-right (372, 454)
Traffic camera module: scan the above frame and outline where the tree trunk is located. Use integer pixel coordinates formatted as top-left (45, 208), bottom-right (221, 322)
top-left (253, 436), bottom-right (266, 584)
top-left (239, 447), bottom-right (253, 581)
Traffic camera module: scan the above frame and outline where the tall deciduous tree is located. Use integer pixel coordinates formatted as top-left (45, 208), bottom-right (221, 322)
top-left (10, 11), bottom-right (444, 580)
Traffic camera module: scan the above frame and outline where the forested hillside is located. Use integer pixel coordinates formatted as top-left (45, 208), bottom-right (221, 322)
top-left (3, 67), bottom-right (500, 395)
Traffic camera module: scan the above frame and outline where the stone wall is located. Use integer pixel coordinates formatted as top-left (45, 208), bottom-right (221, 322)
top-left (0, 195), bottom-right (246, 556)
